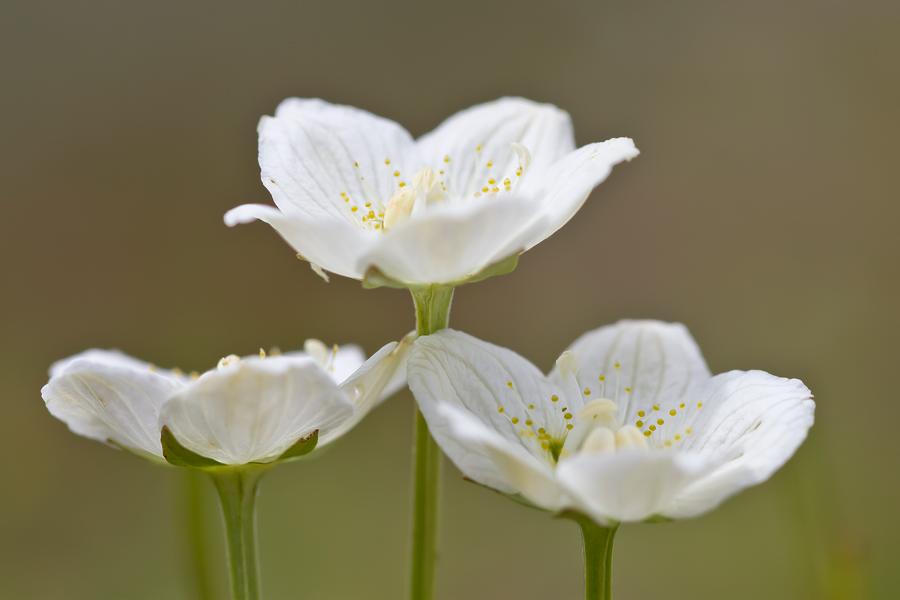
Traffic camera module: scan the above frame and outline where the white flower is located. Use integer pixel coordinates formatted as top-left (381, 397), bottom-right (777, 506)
top-left (225, 97), bottom-right (638, 286)
top-left (42, 334), bottom-right (413, 465)
top-left (407, 321), bottom-right (814, 524)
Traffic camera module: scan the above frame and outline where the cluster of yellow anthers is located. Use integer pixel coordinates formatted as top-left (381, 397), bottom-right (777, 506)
top-left (338, 142), bottom-right (532, 232)
top-left (494, 360), bottom-right (707, 461)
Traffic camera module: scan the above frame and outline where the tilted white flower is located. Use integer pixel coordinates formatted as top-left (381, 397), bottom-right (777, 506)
top-left (42, 334), bottom-right (414, 465)
top-left (225, 97), bottom-right (639, 286)
top-left (407, 321), bottom-right (814, 524)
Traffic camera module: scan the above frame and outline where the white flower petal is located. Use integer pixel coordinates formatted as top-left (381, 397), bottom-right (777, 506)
top-left (661, 371), bottom-right (814, 519)
top-left (225, 203), bottom-right (375, 279)
top-left (159, 356), bottom-right (354, 464)
top-left (42, 351), bottom-right (184, 457)
top-left (436, 404), bottom-right (570, 510)
top-left (555, 450), bottom-right (722, 523)
top-left (408, 329), bottom-right (564, 458)
top-left (521, 138), bottom-right (639, 248)
top-left (416, 98), bottom-right (575, 197)
top-left (358, 197), bottom-right (543, 284)
top-left (320, 332), bottom-right (416, 445)
top-left (259, 98), bottom-right (418, 219)
top-left (550, 320), bottom-right (711, 423)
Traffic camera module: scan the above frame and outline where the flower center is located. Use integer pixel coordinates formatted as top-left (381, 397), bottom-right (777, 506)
top-left (496, 353), bottom-right (706, 466)
top-left (338, 143), bottom-right (533, 232)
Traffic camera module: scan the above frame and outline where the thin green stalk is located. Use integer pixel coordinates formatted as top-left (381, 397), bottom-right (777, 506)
top-left (208, 466), bottom-right (271, 600)
top-left (184, 468), bottom-right (214, 600)
top-left (409, 284), bottom-right (454, 600)
top-left (562, 512), bottom-right (618, 600)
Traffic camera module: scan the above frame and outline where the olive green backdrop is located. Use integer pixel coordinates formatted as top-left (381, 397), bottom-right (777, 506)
top-left (1, 1), bottom-right (897, 598)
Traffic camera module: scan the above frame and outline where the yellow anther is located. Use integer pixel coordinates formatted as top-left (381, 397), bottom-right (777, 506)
top-left (476, 145), bottom-right (482, 152)
top-left (351, 206), bottom-right (358, 212)
top-left (583, 388), bottom-right (591, 395)
top-left (354, 162), bottom-right (359, 167)
top-left (482, 187), bottom-right (489, 192)
top-left (615, 362), bottom-right (620, 370)
top-left (538, 427), bottom-right (546, 434)
top-left (385, 158), bottom-right (391, 165)
top-left (551, 395), bottom-right (559, 402)
top-left (541, 441), bottom-right (550, 450)
top-left (365, 202), bottom-right (371, 207)
top-left (525, 419), bottom-right (533, 426)
top-left (643, 430), bottom-right (652, 437)
top-left (340, 192), bottom-right (347, 197)
top-left (444, 155), bottom-right (450, 162)
top-left (649, 425), bottom-right (657, 431)
top-left (625, 387), bottom-right (632, 393)
top-left (511, 417), bottom-right (519, 424)
top-left (653, 404), bottom-right (660, 411)
top-left (528, 404), bottom-right (534, 410)
top-left (486, 161), bottom-right (493, 168)
top-left (503, 178), bottom-right (510, 186)
top-left (507, 381), bottom-right (513, 389)
top-left (259, 348), bottom-right (266, 357)
top-left (189, 371), bottom-right (199, 380)
top-left (498, 407), bottom-right (504, 413)
top-left (679, 403), bottom-right (685, 408)
top-left (344, 197), bottom-right (349, 202)
top-left (637, 410), bottom-right (645, 417)
top-left (488, 178), bottom-right (496, 185)
top-left (697, 402), bottom-right (704, 408)
top-left (636, 420), bottom-right (643, 427)
top-left (657, 419), bottom-right (665, 425)
top-left (566, 424), bottom-right (574, 430)
top-left (393, 170), bottom-right (400, 177)
top-left (686, 428), bottom-right (692, 435)
top-left (674, 434), bottom-right (681, 440)
top-left (398, 182), bottom-right (406, 187)
top-left (368, 210), bottom-right (375, 219)
top-left (492, 186), bottom-right (499, 193)
top-left (669, 409), bottom-right (677, 416)
top-left (374, 224), bottom-right (380, 229)
top-left (564, 413), bottom-right (573, 420)
top-left (664, 440), bottom-right (672, 447)
top-left (519, 430), bottom-right (526, 437)
top-left (474, 192), bottom-right (482, 197)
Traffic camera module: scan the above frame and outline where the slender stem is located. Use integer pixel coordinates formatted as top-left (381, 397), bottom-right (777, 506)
top-left (208, 466), bottom-right (271, 600)
top-left (409, 284), bottom-right (454, 600)
top-left (567, 513), bottom-right (619, 600)
top-left (184, 468), bottom-right (214, 600)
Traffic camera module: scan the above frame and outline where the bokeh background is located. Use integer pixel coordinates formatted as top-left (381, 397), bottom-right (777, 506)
top-left (2, 1), bottom-right (897, 598)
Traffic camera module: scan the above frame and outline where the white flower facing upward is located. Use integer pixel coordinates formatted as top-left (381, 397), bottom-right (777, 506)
top-left (42, 335), bottom-right (413, 466)
top-left (225, 97), bottom-right (638, 286)
top-left (407, 321), bottom-right (814, 525)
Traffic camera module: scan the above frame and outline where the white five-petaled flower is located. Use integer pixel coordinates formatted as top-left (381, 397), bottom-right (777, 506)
top-left (225, 97), bottom-right (638, 286)
top-left (42, 335), bottom-right (413, 465)
top-left (407, 321), bottom-right (814, 525)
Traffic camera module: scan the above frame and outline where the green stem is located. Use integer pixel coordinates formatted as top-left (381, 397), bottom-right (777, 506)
top-left (409, 284), bottom-right (454, 600)
top-left (208, 466), bottom-right (270, 600)
top-left (184, 468), bottom-right (214, 600)
top-left (568, 513), bottom-right (618, 600)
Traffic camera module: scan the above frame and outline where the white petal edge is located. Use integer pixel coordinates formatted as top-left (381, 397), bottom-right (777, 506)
top-left (555, 449), bottom-right (723, 524)
top-left (159, 356), bottom-right (354, 464)
top-left (521, 138), bottom-right (639, 249)
top-left (358, 196), bottom-right (545, 284)
top-left (660, 370), bottom-right (814, 519)
top-left (42, 351), bottom-right (184, 457)
top-left (435, 403), bottom-right (570, 510)
top-left (225, 203), bottom-right (375, 280)
top-left (320, 332), bottom-right (416, 445)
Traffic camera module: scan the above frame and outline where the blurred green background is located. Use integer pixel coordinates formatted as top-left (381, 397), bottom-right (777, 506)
top-left (1, 0), bottom-right (897, 598)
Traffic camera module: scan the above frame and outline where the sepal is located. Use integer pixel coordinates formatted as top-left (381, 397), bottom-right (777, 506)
top-left (161, 426), bottom-right (225, 468)
top-left (361, 253), bottom-right (519, 290)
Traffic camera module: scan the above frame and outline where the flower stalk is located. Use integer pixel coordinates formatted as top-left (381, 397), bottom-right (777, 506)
top-left (564, 511), bottom-right (618, 600)
top-left (185, 468), bottom-right (214, 600)
top-left (208, 465), bottom-right (272, 600)
top-left (409, 285), bottom-right (454, 600)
